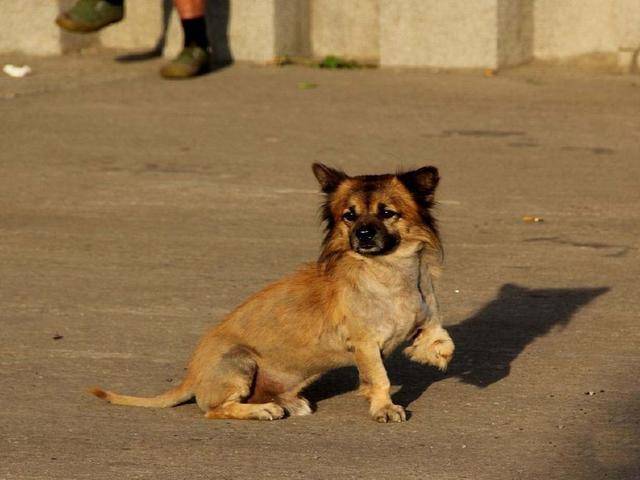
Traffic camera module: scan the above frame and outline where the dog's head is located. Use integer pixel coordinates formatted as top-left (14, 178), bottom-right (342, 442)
top-left (312, 163), bottom-right (441, 262)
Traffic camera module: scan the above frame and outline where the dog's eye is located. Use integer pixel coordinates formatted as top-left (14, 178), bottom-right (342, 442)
top-left (380, 208), bottom-right (398, 219)
top-left (342, 210), bottom-right (357, 222)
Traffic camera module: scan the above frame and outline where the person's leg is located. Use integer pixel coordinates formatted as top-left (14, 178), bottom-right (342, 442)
top-left (174, 0), bottom-right (205, 20)
top-left (160, 0), bottom-right (211, 79)
top-left (176, 0), bottom-right (208, 50)
top-left (56, 0), bottom-right (125, 33)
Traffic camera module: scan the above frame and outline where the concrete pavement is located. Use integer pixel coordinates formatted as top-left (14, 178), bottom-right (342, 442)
top-left (1, 53), bottom-right (639, 479)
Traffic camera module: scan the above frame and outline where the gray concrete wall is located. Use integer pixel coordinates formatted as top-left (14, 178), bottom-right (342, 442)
top-left (497, 0), bottom-right (534, 67)
top-left (1, 0), bottom-right (639, 71)
top-left (615, 0), bottom-right (640, 71)
top-left (310, 0), bottom-right (379, 62)
top-left (380, 0), bottom-right (499, 69)
top-left (534, 0), bottom-right (619, 60)
top-left (274, 0), bottom-right (311, 59)
top-left (2, 2), bottom-right (62, 56)
top-left (533, 0), bottom-right (640, 71)
top-left (1, 1), bottom-right (96, 55)
top-left (616, 0), bottom-right (640, 48)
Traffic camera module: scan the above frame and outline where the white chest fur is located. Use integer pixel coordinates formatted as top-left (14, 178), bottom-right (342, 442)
top-left (351, 254), bottom-right (429, 355)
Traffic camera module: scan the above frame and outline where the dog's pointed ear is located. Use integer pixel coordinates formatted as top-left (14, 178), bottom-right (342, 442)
top-left (312, 163), bottom-right (348, 193)
top-left (398, 166), bottom-right (440, 205)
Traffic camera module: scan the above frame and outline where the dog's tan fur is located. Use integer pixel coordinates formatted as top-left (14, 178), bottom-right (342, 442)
top-left (90, 164), bottom-right (454, 422)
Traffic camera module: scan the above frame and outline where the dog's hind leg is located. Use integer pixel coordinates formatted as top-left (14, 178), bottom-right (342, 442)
top-left (194, 345), bottom-right (285, 421)
top-left (205, 401), bottom-right (285, 420)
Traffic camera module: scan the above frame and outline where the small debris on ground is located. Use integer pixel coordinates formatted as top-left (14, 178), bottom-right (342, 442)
top-left (3, 64), bottom-right (32, 78)
top-left (298, 81), bottom-right (318, 90)
top-left (52, 333), bottom-right (63, 340)
top-left (526, 78), bottom-right (545, 86)
top-left (483, 68), bottom-right (497, 77)
top-left (267, 55), bottom-right (293, 67)
top-left (522, 215), bottom-right (544, 223)
top-left (266, 55), bottom-right (375, 69)
top-left (585, 391), bottom-right (596, 396)
top-left (319, 56), bottom-right (360, 69)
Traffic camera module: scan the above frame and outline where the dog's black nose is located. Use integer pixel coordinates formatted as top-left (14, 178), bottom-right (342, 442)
top-left (355, 224), bottom-right (377, 242)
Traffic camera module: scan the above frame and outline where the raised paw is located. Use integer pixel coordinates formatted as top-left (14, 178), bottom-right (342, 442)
top-left (371, 403), bottom-right (406, 423)
top-left (429, 336), bottom-right (455, 370)
top-left (404, 325), bottom-right (454, 371)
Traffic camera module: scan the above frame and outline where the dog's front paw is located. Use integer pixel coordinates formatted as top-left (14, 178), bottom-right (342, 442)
top-left (404, 325), bottom-right (454, 370)
top-left (371, 403), bottom-right (406, 423)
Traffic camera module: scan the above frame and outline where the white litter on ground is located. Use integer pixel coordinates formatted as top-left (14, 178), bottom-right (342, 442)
top-left (3, 64), bottom-right (32, 78)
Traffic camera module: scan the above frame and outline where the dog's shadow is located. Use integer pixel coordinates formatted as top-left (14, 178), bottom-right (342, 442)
top-left (304, 283), bottom-right (609, 409)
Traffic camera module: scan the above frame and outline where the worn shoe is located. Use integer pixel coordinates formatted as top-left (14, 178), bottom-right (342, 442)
top-left (160, 46), bottom-right (210, 79)
top-left (56, 0), bottom-right (124, 33)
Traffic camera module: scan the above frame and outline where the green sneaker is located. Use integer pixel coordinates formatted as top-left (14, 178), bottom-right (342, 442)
top-left (160, 46), bottom-right (210, 79)
top-left (56, 0), bottom-right (124, 33)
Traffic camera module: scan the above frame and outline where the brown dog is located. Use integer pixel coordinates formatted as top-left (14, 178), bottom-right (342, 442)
top-left (90, 164), bottom-right (454, 423)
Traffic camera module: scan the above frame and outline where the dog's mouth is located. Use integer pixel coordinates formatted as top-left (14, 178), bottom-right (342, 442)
top-left (354, 244), bottom-right (384, 255)
top-left (351, 236), bottom-right (399, 256)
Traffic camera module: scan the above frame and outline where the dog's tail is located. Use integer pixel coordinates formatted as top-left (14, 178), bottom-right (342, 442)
top-left (88, 380), bottom-right (193, 408)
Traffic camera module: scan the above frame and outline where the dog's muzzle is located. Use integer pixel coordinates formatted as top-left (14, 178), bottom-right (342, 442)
top-left (351, 222), bottom-right (391, 255)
